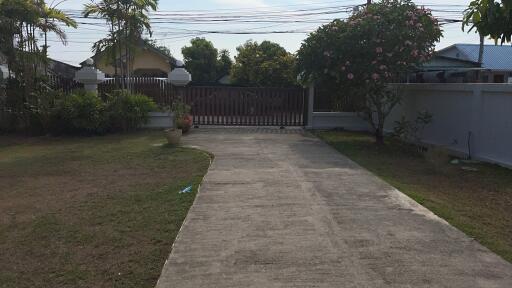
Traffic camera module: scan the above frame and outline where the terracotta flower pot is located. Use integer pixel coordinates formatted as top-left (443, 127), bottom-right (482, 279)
top-left (165, 128), bottom-right (182, 145)
top-left (177, 114), bottom-right (193, 134)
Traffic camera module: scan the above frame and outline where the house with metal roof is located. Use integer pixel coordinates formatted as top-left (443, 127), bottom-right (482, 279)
top-left (0, 51), bottom-right (79, 80)
top-left (82, 39), bottom-right (177, 78)
top-left (412, 44), bottom-right (512, 83)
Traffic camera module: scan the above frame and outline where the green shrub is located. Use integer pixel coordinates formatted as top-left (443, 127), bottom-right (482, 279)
top-left (106, 90), bottom-right (157, 132)
top-left (51, 90), bottom-right (108, 135)
top-left (1, 78), bottom-right (26, 133)
top-left (1, 88), bottom-right (157, 135)
top-left (27, 90), bottom-right (66, 135)
top-left (0, 79), bottom-right (61, 135)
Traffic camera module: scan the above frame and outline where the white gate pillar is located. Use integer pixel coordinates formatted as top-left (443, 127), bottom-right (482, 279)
top-left (74, 58), bottom-right (105, 93)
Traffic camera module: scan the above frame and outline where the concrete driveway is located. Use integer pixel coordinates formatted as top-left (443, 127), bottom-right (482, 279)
top-left (156, 128), bottom-right (512, 288)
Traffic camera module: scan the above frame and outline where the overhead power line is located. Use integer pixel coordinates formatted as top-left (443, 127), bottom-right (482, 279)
top-left (46, 0), bottom-right (470, 61)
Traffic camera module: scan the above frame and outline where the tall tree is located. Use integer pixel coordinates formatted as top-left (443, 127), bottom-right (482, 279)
top-left (0, 0), bottom-right (76, 130)
top-left (297, 0), bottom-right (441, 144)
top-left (84, 0), bottom-right (121, 78)
top-left (181, 37), bottom-right (219, 83)
top-left (216, 49), bottom-right (233, 77)
top-left (0, 0), bottom-right (76, 75)
top-left (230, 40), bottom-right (296, 87)
top-left (39, 1), bottom-right (77, 59)
top-left (84, 0), bottom-right (158, 89)
top-left (123, 0), bottom-right (157, 86)
top-left (463, 0), bottom-right (512, 63)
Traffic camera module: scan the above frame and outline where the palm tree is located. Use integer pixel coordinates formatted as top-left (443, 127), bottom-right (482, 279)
top-left (463, 0), bottom-right (512, 64)
top-left (35, 0), bottom-right (77, 78)
top-left (84, 0), bottom-right (158, 90)
top-left (0, 0), bottom-right (76, 77)
top-left (463, 1), bottom-right (492, 64)
top-left (122, 0), bottom-right (157, 89)
top-left (84, 0), bottom-right (121, 80)
top-left (0, 0), bottom-right (77, 127)
top-left (38, 1), bottom-right (77, 58)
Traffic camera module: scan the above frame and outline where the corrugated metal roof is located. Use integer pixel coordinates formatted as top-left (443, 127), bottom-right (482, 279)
top-left (438, 44), bottom-right (512, 70)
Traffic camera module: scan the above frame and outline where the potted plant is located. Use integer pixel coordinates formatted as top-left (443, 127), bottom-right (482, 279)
top-left (165, 100), bottom-right (191, 145)
top-left (177, 113), bottom-right (193, 134)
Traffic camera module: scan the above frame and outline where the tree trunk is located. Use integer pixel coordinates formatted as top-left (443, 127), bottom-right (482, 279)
top-left (111, 21), bottom-right (118, 83)
top-left (375, 127), bottom-right (384, 145)
top-left (375, 123), bottom-right (384, 145)
top-left (478, 33), bottom-right (484, 64)
top-left (115, 1), bottom-right (125, 89)
top-left (116, 14), bottom-right (125, 89)
top-left (125, 30), bottom-right (130, 92)
top-left (44, 18), bottom-right (48, 77)
top-left (474, 34), bottom-right (485, 83)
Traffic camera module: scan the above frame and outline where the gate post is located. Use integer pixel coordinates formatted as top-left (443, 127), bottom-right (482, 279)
top-left (305, 84), bottom-right (315, 129)
top-left (74, 58), bottom-right (105, 93)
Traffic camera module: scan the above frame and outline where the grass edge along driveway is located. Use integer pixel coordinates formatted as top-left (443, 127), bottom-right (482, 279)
top-left (0, 131), bottom-right (211, 288)
top-left (315, 130), bottom-right (512, 264)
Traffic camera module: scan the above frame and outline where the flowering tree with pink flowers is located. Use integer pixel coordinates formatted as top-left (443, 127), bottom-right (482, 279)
top-left (297, 0), bottom-right (442, 144)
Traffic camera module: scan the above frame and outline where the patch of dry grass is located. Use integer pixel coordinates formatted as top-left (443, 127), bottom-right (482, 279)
top-left (316, 130), bottom-right (512, 263)
top-left (0, 131), bottom-right (211, 288)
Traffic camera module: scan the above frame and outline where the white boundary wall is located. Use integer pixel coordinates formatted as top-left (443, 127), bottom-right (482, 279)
top-left (310, 112), bottom-right (370, 131)
top-left (143, 112), bottom-right (174, 129)
top-left (309, 84), bottom-right (512, 167)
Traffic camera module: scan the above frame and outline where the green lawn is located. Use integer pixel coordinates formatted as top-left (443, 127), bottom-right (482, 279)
top-left (0, 131), bottom-right (211, 288)
top-left (316, 130), bottom-right (512, 263)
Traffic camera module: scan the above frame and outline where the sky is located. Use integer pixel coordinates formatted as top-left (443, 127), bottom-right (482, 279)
top-left (47, 0), bottom-right (486, 66)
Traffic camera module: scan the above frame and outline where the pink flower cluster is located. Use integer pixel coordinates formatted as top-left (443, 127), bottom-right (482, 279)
top-left (322, 4), bottom-right (440, 85)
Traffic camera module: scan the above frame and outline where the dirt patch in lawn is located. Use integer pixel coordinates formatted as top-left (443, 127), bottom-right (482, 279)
top-left (0, 131), bottom-right (211, 288)
top-left (316, 130), bottom-right (512, 263)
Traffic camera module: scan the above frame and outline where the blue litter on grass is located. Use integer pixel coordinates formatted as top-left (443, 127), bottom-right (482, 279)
top-left (180, 185), bottom-right (193, 194)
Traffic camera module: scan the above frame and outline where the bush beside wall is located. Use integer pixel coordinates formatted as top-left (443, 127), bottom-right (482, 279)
top-left (0, 89), bottom-right (157, 135)
top-left (106, 90), bottom-right (157, 132)
top-left (51, 90), bottom-right (108, 135)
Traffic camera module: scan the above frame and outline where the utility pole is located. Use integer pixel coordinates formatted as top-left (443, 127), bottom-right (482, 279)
top-left (353, 0), bottom-right (371, 14)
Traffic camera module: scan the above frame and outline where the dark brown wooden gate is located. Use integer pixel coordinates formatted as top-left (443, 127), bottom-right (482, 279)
top-left (99, 78), bottom-right (308, 127)
top-left (176, 86), bottom-right (307, 127)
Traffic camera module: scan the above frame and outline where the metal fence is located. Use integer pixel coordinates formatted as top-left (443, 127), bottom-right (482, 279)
top-left (98, 78), bottom-right (308, 126)
top-left (48, 75), bottom-right (83, 93)
top-left (178, 86), bottom-right (307, 126)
